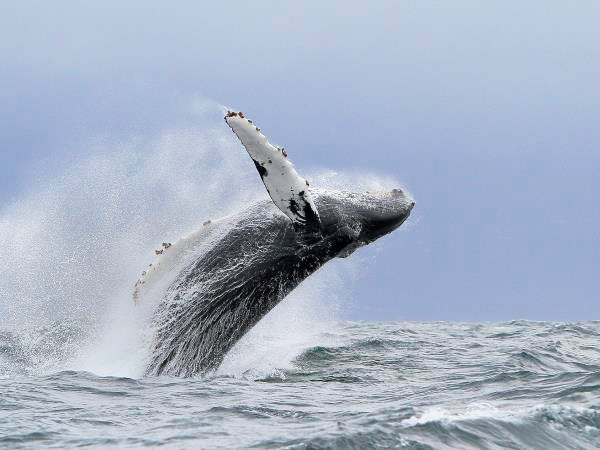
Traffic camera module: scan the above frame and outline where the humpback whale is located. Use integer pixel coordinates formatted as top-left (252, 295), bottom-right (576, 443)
top-left (136, 112), bottom-right (414, 377)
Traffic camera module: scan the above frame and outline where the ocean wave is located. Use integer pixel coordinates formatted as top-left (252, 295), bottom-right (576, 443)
top-left (3, 321), bottom-right (600, 448)
top-left (397, 403), bottom-right (600, 448)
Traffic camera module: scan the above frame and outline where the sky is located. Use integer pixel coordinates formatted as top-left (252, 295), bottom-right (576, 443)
top-left (1, 1), bottom-right (599, 320)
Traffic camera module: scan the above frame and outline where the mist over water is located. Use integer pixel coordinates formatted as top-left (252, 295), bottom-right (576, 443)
top-left (0, 101), bottom-right (396, 379)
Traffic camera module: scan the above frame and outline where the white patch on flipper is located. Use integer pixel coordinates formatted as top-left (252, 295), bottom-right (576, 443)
top-left (133, 219), bottom-right (223, 304)
top-left (225, 112), bottom-right (321, 228)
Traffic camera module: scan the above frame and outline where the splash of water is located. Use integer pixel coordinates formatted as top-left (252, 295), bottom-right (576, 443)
top-left (0, 101), bottom-right (402, 378)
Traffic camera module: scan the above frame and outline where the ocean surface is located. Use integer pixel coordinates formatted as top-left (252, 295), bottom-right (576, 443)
top-left (2, 320), bottom-right (600, 449)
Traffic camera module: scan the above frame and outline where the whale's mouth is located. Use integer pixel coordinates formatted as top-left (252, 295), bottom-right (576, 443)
top-left (358, 189), bottom-right (414, 243)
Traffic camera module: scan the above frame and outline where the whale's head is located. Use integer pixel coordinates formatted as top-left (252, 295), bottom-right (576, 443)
top-left (314, 188), bottom-right (414, 257)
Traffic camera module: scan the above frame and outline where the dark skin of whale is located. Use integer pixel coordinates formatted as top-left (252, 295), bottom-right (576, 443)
top-left (147, 189), bottom-right (413, 377)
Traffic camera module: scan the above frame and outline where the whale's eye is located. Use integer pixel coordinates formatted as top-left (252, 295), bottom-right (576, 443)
top-left (350, 220), bottom-right (362, 235)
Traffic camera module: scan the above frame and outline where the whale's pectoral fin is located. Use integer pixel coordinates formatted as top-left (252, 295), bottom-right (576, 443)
top-left (225, 111), bottom-right (321, 229)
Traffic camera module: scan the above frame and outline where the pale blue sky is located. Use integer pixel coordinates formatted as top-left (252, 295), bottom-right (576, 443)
top-left (1, 1), bottom-right (599, 320)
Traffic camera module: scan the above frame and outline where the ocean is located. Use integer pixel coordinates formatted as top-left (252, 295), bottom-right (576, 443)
top-left (2, 320), bottom-right (600, 449)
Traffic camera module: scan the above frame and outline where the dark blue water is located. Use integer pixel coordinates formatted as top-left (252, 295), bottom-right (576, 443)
top-left (2, 320), bottom-right (600, 449)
